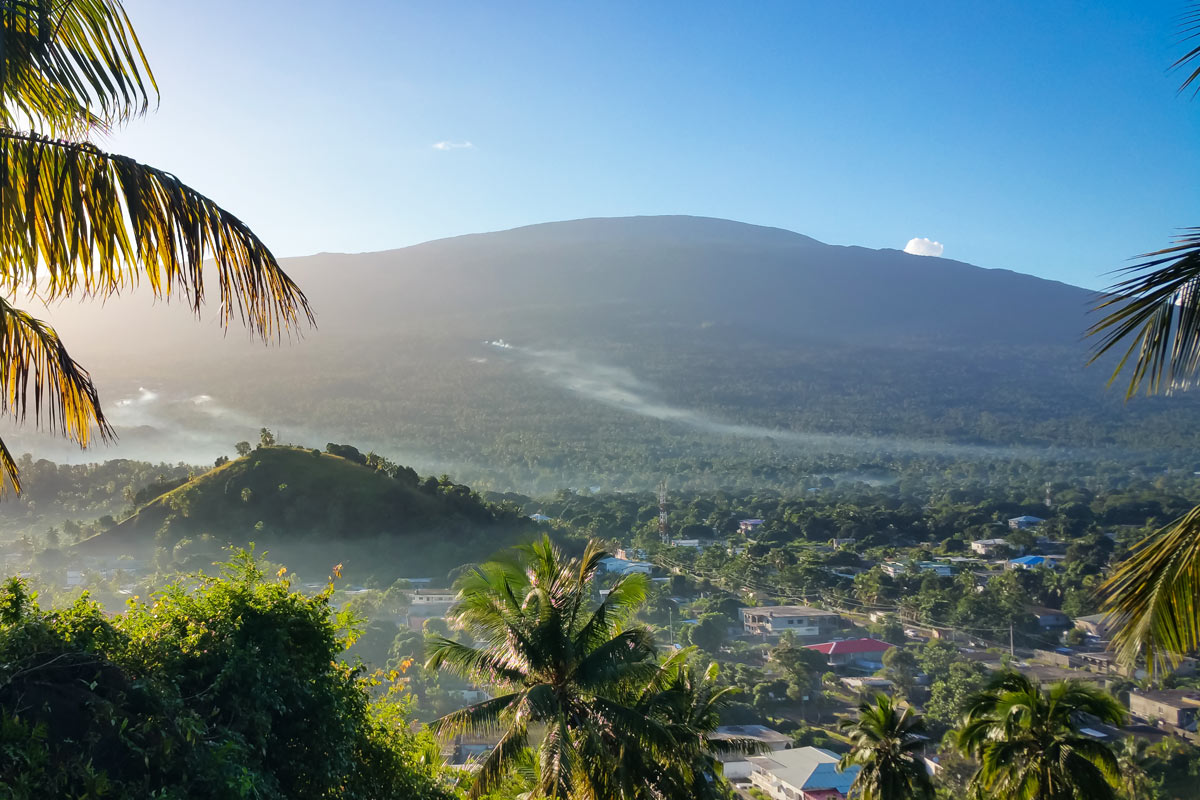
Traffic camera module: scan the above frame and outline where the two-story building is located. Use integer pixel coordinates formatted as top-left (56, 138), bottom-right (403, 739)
top-left (740, 605), bottom-right (842, 639)
top-left (970, 538), bottom-right (1010, 556)
top-left (749, 746), bottom-right (859, 800)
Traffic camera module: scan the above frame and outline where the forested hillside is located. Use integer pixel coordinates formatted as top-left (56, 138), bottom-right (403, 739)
top-left (74, 444), bottom-right (534, 576)
top-left (12, 216), bottom-right (1197, 493)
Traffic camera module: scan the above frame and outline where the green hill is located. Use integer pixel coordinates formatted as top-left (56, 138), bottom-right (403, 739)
top-left (77, 446), bottom-right (534, 573)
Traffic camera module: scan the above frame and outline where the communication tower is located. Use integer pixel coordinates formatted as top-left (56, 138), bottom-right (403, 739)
top-left (658, 480), bottom-right (669, 543)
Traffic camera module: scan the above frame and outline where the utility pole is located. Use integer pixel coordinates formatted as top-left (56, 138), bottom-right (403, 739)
top-left (1010, 623), bottom-right (1015, 657)
top-left (669, 607), bottom-right (674, 648)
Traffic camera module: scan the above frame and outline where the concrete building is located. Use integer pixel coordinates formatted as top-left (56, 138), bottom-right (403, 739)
top-left (1128, 690), bottom-right (1200, 731)
top-left (970, 538), bottom-right (1009, 555)
top-left (740, 605), bottom-right (842, 639)
top-left (749, 746), bottom-right (859, 800)
top-left (1028, 606), bottom-right (1072, 630)
top-left (711, 725), bottom-right (793, 780)
top-left (739, 519), bottom-right (765, 536)
top-left (1008, 515), bottom-right (1046, 530)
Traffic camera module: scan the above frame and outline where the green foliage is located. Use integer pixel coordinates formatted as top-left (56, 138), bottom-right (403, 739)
top-left (79, 445), bottom-right (531, 575)
top-left (839, 694), bottom-right (934, 800)
top-left (428, 535), bottom-right (746, 799)
top-left (956, 672), bottom-right (1125, 800)
top-left (0, 552), bottom-right (452, 799)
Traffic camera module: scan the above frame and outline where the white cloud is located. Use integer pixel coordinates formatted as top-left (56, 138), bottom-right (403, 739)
top-left (903, 237), bottom-right (944, 257)
top-left (432, 140), bottom-right (474, 151)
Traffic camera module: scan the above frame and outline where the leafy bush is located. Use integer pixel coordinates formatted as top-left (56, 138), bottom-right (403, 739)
top-left (0, 551), bottom-right (452, 799)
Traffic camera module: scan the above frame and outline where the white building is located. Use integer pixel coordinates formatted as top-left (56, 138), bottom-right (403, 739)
top-left (971, 538), bottom-right (1009, 555)
top-left (881, 561), bottom-right (952, 578)
top-left (710, 725), bottom-right (793, 780)
top-left (749, 747), bottom-right (859, 800)
top-left (740, 605), bottom-right (842, 638)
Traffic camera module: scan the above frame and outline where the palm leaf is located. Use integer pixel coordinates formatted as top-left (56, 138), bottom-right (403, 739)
top-left (1088, 230), bottom-right (1200, 397)
top-left (0, 0), bottom-right (156, 131)
top-left (0, 295), bottom-right (109, 493)
top-left (1100, 505), bottom-right (1200, 674)
top-left (1175, 3), bottom-right (1200, 96)
top-left (0, 130), bottom-right (313, 339)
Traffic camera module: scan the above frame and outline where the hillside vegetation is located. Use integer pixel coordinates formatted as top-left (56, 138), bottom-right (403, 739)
top-left (77, 445), bottom-right (533, 575)
top-left (18, 216), bottom-right (1200, 491)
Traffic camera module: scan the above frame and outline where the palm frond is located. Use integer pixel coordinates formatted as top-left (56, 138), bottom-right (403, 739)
top-left (0, 0), bottom-right (156, 131)
top-left (1174, 3), bottom-right (1200, 96)
top-left (0, 295), bottom-right (110, 493)
top-left (432, 692), bottom-right (521, 739)
top-left (424, 636), bottom-right (526, 686)
top-left (0, 130), bottom-right (313, 339)
top-left (1088, 230), bottom-right (1200, 397)
top-left (468, 723), bottom-right (530, 800)
top-left (1100, 505), bottom-right (1200, 674)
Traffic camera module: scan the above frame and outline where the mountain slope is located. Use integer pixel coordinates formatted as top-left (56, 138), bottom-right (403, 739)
top-left (15, 216), bottom-right (1196, 491)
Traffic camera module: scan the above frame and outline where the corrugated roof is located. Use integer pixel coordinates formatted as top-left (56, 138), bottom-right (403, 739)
top-left (805, 638), bottom-right (894, 655)
top-left (748, 746), bottom-right (858, 793)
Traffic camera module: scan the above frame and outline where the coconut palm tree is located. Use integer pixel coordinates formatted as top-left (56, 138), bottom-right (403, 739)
top-left (427, 536), bottom-right (685, 799)
top-left (1087, 6), bottom-right (1200, 674)
top-left (838, 693), bottom-right (934, 800)
top-left (0, 1), bottom-right (311, 493)
top-left (616, 657), bottom-right (763, 800)
top-left (955, 672), bottom-right (1125, 800)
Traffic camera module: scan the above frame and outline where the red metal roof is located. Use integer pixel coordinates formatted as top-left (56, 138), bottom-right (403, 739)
top-left (804, 638), bottom-right (894, 655)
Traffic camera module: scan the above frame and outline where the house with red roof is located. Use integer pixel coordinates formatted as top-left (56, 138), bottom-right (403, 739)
top-left (804, 638), bottom-right (894, 669)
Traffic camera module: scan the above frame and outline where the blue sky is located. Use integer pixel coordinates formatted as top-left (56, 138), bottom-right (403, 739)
top-left (107, 0), bottom-right (1200, 289)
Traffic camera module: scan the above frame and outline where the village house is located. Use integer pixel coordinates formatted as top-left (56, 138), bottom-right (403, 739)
top-left (805, 638), bottom-right (894, 670)
top-left (740, 605), bottom-right (843, 639)
top-left (881, 561), bottom-right (952, 578)
top-left (1007, 555), bottom-right (1057, 570)
top-left (1074, 613), bottom-right (1115, 640)
top-left (669, 538), bottom-right (703, 549)
top-left (739, 519), bottom-right (764, 536)
top-left (403, 587), bottom-right (458, 631)
top-left (1027, 606), bottom-right (1072, 630)
top-left (749, 746), bottom-right (860, 800)
top-left (710, 725), bottom-right (793, 780)
top-left (1128, 690), bottom-right (1200, 732)
top-left (614, 547), bottom-right (647, 561)
top-left (1008, 515), bottom-right (1046, 530)
top-left (970, 538), bottom-right (1010, 556)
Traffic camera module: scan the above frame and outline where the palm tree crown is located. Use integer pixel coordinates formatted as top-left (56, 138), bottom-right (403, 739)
top-left (955, 672), bottom-right (1125, 800)
top-left (838, 693), bottom-right (933, 800)
top-left (0, 1), bottom-right (311, 493)
top-left (428, 535), bottom-right (714, 799)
